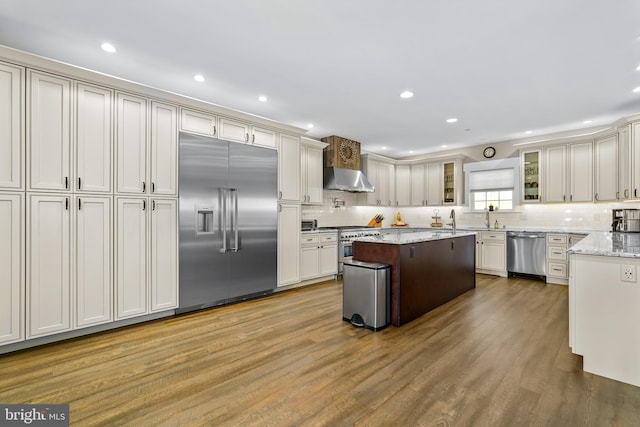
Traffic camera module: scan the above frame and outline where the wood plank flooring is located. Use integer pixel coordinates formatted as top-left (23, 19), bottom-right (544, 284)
top-left (1, 274), bottom-right (639, 426)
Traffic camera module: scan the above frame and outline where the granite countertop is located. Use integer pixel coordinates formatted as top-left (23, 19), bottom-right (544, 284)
top-left (301, 229), bottom-right (338, 234)
top-left (354, 230), bottom-right (476, 245)
top-left (568, 232), bottom-right (640, 258)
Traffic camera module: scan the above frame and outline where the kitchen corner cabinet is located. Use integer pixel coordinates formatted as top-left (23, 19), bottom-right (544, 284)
top-left (150, 101), bottom-right (178, 196)
top-left (75, 196), bottom-right (112, 328)
top-left (544, 142), bottom-right (593, 203)
top-left (0, 193), bottom-right (24, 345)
top-left (27, 194), bottom-right (71, 338)
top-left (116, 197), bottom-right (148, 319)
top-left (278, 203), bottom-right (300, 286)
top-left (395, 164), bottom-right (411, 206)
top-left (594, 134), bottom-right (618, 202)
top-left (75, 83), bottom-right (113, 193)
top-left (116, 92), bottom-right (148, 195)
top-left (27, 70), bottom-right (72, 192)
top-left (364, 157), bottom-right (395, 206)
top-left (0, 62), bottom-right (24, 190)
top-left (150, 198), bottom-right (178, 312)
top-left (300, 138), bottom-right (325, 205)
top-left (278, 134), bottom-right (301, 202)
top-left (521, 150), bottom-right (541, 203)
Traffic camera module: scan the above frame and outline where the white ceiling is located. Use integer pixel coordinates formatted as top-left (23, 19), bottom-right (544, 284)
top-left (1, 0), bottom-right (640, 158)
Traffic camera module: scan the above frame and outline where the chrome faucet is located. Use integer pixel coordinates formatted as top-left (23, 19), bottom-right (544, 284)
top-left (448, 209), bottom-right (456, 234)
top-left (485, 210), bottom-right (490, 229)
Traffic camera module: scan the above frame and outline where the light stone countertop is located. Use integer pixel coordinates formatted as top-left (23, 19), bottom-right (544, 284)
top-left (567, 231), bottom-right (640, 258)
top-left (353, 230), bottom-right (476, 245)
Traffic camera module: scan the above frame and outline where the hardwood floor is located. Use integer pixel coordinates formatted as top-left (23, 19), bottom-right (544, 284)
top-left (1, 274), bottom-right (639, 426)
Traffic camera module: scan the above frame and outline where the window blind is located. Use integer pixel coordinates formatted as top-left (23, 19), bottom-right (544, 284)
top-left (468, 168), bottom-right (514, 190)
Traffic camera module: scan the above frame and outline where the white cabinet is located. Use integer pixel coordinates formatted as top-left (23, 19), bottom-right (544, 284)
top-left (179, 107), bottom-right (217, 137)
top-left (395, 164), bottom-right (411, 206)
top-left (476, 231), bottom-right (506, 274)
top-left (0, 193), bottom-right (24, 344)
top-left (318, 234), bottom-right (338, 277)
top-left (364, 157), bottom-right (395, 206)
top-left (150, 101), bottom-right (178, 196)
top-left (218, 117), bottom-right (277, 148)
top-left (116, 92), bottom-right (147, 195)
top-left (75, 196), bottom-right (112, 328)
top-left (521, 150), bottom-right (542, 203)
top-left (278, 203), bottom-right (300, 286)
top-left (629, 122), bottom-right (640, 199)
top-left (544, 142), bottom-right (593, 203)
top-left (75, 83), bottom-right (113, 193)
top-left (410, 164), bottom-right (426, 206)
top-left (425, 162), bottom-right (442, 205)
top-left (618, 124), bottom-right (631, 200)
top-left (251, 126), bottom-right (277, 149)
top-left (300, 235), bottom-right (319, 280)
top-left (278, 134), bottom-right (300, 202)
top-left (115, 197), bottom-right (148, 319)
top-left (0, 62), bottom-right (24, 190)
top-left (300, 138), bottom-right (325, 205)
top-left (547, 233), bottom-right (569, 284)
top-left (150, 198), bottom-right (178, 312)
top-left (594, 134), bottom-right (618, 202)
top-left (27, 70), bottom-right (72, 192)
top-left (300, 232), bottom-right (338, 281)
top-left (27, 194), bottom-right (71, 338)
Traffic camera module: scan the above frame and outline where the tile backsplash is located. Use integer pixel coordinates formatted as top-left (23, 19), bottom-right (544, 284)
top-left (301, 190), bottom-right (640, 231)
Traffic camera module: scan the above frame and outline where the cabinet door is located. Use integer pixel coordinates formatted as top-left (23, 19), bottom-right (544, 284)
top-left (300, 246), bottom-right (319, 280)
top-left (0, 62), bottom-right (24, 190)
top-left (116, 198), bottom-right (148, 319)
top-left (28, 194), bottom-right (71, 338)
top-left (252, 126), bottom-right (277, 149)
top-left (76, 83), bottom-right (112, 193)
top-left (379, 162), bottom-right (395, 206)
top-left (631, 122), bottom-right (640, 199)
top-left (305, 145), bottom-right (324, 204)
top-left (395, 165), bottom-right (411, 206)
top-left (618, 124), bottom-right (631, 200)
top-left (76, 196), bottom-right (112, 328)
top-left (218, 117), bottom-right (249, 143)
top-left (544, 146), bottom-right (567, 203)
top-left (179, 108), bottom-right (217, 137)
top-left (426, 162), bottom-right (442, 205)
top-left (116, 93), bottom-right (147, 194)
top-left (278, 203), bottom-right (300, 286)
top-left (594, 135), bottom-right (618, 202)
top-left (319, 244), bottom-right (337, 276)
top-left (150, 102), bottom-right (178, 196)
top-left (278, 134), bottom-right (301, 202)
top-left (0, 193), bottom-right (24, 344)
top-left (569, 142), bottom-right (593, 202)
top-left (28, 71), bottom-right (71, 192)
top-left (150, 198), bottom-right (178, 311)
top-left (481, 241), bottom-right (505, 271)
top-left (443, 161), bottom-right (456, 204)
top-left (365, 160), bottom-right (380, 205)
top-left (410, 164), bottom-right (425, 206)
top-left (521, 150), bottom-right (541, 203)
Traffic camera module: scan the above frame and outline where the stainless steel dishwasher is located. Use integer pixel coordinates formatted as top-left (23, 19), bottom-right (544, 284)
top-left (507, 231), bottom-right (546, 279)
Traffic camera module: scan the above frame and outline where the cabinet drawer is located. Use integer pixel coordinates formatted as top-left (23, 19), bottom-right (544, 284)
top-left (319, 233), bottom-right (337, 243)
top-left (301, 235), bottom-right (319, 246)
top-left (480, 231), bottom-right (505, 241)
top-left (547, 262), bottom-right (568, 278)
top-left (547, 246), bottom-right (567, 261)
top-left (547, 234), bottom-right (568, 245)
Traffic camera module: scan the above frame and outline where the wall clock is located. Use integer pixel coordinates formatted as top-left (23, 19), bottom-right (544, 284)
top-left (483, 146), bottom-right (496, 159)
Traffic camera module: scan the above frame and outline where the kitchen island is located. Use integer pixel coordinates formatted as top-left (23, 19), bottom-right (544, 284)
top-left (353, 231), bottom-right (476, 326)
top-left (568, 232), bottom-right (640, 387)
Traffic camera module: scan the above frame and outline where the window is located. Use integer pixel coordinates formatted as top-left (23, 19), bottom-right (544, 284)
top-left (463, 158), bottom-right (520, 212)
top-left (472, 190), bottom-right (513, 211)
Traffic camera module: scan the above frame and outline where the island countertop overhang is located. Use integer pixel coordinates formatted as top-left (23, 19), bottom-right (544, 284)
top-left (353, 230), bottom-right (476, 245)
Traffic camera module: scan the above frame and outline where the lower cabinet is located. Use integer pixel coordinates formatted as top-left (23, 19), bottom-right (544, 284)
top-left (278, 203), bottom-right (300, 286)
top-left (300, 232), bottom-right (338, 282)
top-left (0, 193), bottom-right (24, 345)
top-left (546, 233), bottom-right (585, 285)
top-left (150, 199), bottom-right (178, 312)
top-left (476, 231), bottom-right (507, 276)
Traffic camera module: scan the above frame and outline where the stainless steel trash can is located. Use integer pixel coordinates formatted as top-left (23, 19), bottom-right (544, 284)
top-left (343, 260), bottom-right (390, 331)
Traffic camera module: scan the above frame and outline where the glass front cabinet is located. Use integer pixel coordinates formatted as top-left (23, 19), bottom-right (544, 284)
top-left (521, 150), bottom-right (541, 203)
top-left (443, 161), bottom-right (456, 204)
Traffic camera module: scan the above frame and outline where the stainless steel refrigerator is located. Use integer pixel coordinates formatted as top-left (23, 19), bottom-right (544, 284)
top-left (177, 132), bottom-right (277, 313)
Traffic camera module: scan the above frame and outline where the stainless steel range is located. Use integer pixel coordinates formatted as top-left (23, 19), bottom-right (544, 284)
top-left (337, 227), bottom-right (382, 274)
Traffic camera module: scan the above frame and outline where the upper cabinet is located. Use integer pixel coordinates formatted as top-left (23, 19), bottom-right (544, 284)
top-left (543, 142), bottom-right (593, 203)
top-left (629, 122), bottom-right (640, 199)
top-left (278, 133), bottom-right (300, 202)
top-left (27, 70), bottom-right (72, 192)
top-left (395, 164), bottom-right (411, 206)
top-left (300, 137), bottom-right (326, 205)
top-left (218, 117), bottom-right (277, 149)
top-left (0, 62), bottom-right (24, 190)
top-left (410, 164), bottom-right (425, 206)
top-left (594, 134), bottom-right (618, 202)
top-left (363, 157), bottom-right (395, 206)
top-left (116, 92), bottom-right (147, 195)
top-left (179, 108), bottom-right (217, 137)
top-left (150, 101), bottom-right (178, 196)
top-left (521, 150), bottom-right (541, 203)
top-left (426, 160), bottom-right (461, 205)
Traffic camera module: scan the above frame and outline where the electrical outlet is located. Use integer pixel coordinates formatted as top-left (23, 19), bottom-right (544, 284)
top-left (621, 265), bottom-right (636, 282)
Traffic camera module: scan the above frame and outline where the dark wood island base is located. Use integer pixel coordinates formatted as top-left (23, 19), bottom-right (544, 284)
top-left (353, 233), bottom-right (476, 326)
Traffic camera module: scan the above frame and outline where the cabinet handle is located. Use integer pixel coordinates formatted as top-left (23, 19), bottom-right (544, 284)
top-left (616, 191), bottom-right (620, 199)
top-left (142, 181), bottom-right (146, 193)
top-left (212, 125), bottom-right (216, 135)
top-left (595, 193), bottom-right (598, 201)
top-left (252, 134), bottom-right (256, 143)
top-left (65, 197), bottom-right (69, 210)
top-left (278, 204), bottom-right (282, 213)
top-left (152, 200), bottom-right (156, 210)
top-left (78, 198), bottom-right (81, 210)
top-left (152, 182), bottom-right (155, 193)
top-left (625, 189), bottom-right (629, 198)
top-left (77, 177), bottom-right (81, 190)
top-left (563, 195), bottom-right (566, 202)
top-left (245, 133), bottom-right (249, 142)
top-left (279, 191), bottom-right (282, 200)
top-left (143, 200), bottom-right (146, 211)
top-left (635, 189), bottom-right (638, 198)
top-left (570, 194), bottom-right (573, 202)
top-left (65, 176), bottom-right (69, 189)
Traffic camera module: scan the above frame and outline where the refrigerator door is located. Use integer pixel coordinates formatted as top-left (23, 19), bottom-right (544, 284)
top-left (227, 142), bottom-right (278, 299)
top-left (178, 133), bottom-right (230, 310)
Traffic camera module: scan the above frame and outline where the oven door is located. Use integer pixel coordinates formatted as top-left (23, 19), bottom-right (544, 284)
top-left (338, 241), bottom-right (353, 273)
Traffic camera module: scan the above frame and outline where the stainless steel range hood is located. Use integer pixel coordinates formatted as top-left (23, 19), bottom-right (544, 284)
top-left (321, 135), bottom-right (375, 193)
top-left (323, 167), bottom-right (375, 193)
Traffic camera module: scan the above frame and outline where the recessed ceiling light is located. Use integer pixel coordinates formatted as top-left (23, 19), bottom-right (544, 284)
top-left (583, 120), bottom-right (592, 124)
top-left (194, 74), bottom-right (205, 82)
top-left (525, 130), bottom-right (533, 134)
top-left (441, 145), bottom-right (448, 148)
top-left (400, 91), bottom-right (414, 99)
top-left (446, 118), bottom-right (458, 123)
top-left (381, 146), bottom-right (388, 150)
top-left (408, 150), bottom-right (414, 154)
top-left (101, 43), bottom-right (116, 53)
top-left (636, 65), bottom-right (640, 71)
top-left (306, 123), bottom-right (314, 129)
top-left (258, 95), bottom-right (267, 102)
top-left (634, 87), bottom-right (640, 93)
